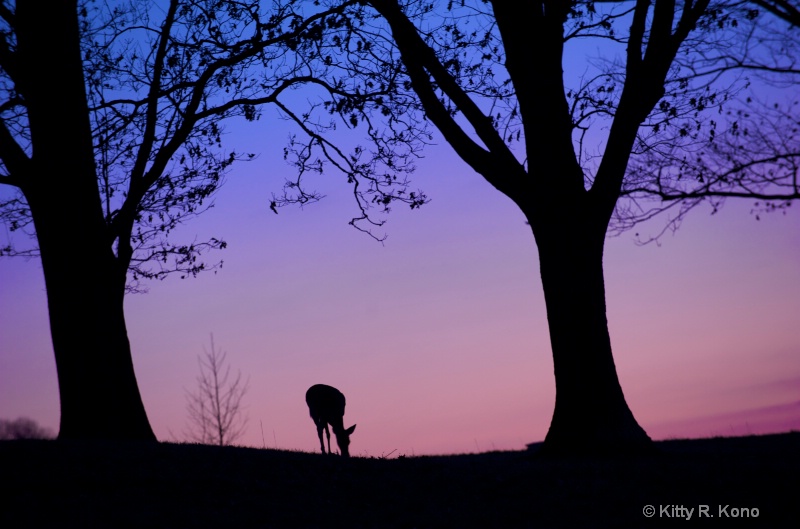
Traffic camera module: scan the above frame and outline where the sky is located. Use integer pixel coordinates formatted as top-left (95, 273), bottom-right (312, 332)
top-left (1, 114), bottom-right (798, 455)
top-left (1, 4), bottom-right (799, 456)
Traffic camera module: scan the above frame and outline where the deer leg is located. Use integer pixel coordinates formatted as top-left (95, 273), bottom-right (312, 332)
top-left (324, 424), bottom-right (332, 454)
top-left (316, 421), bottom-right (326, 454)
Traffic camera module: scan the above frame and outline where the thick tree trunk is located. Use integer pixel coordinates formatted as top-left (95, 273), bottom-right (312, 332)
top-left (16, 0), bottom-right (156, 441)
top-left (530, 211), bottom-right (652, 456)
top-left (27, 187), bottom-right (156, 442)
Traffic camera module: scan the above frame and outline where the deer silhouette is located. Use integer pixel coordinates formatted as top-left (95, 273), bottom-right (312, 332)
top-left (305, 384), bottom-right (356, 457)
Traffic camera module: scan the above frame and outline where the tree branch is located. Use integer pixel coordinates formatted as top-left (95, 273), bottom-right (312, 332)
top-left (368, 0), bottom-right (524, 195)
top-left (0, 120), bottom-right (29, 184)
top-left (753, 0), bottom-right (800, 27)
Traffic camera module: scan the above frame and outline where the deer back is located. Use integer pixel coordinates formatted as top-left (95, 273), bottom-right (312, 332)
top-left (306, 384), bottom-right (346, 431)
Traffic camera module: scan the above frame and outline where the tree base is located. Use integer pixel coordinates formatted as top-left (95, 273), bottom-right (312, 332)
top-left (536, 421), bottom-right (656, 458)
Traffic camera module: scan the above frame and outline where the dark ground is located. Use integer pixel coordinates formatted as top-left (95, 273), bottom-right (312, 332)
top-left (1, 432), bottom-right (797, 528)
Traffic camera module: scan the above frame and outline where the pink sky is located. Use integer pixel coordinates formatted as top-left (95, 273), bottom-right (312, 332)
top-left (1, 115), bottom-right (798, 455)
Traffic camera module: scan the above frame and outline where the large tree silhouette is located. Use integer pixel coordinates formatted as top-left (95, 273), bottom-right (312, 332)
top-left (0, 0), bottom-right (418, 441)
top-left (311, 0), bottom-right (797, 454)
top-left (0, 0), bottom-right (157, 440)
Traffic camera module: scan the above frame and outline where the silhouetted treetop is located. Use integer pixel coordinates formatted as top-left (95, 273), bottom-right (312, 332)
top-left (0, 0), bottom-right (428, 283)
top-left (615, 1), bottom-right (799, 239)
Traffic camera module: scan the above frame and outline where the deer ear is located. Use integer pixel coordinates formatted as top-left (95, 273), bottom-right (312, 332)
top-left (346, 424), bottom-right (356, 435)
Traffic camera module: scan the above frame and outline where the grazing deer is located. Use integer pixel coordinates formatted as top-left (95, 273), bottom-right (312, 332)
top-left (305, 384), bottom-right (356, 458)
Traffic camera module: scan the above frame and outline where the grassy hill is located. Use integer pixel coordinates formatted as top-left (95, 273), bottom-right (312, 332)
top-left (1, 432), bottom-right (797, 528)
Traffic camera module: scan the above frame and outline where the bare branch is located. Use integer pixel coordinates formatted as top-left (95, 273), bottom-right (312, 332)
top-left (752, 0), bottom-right (800, 27)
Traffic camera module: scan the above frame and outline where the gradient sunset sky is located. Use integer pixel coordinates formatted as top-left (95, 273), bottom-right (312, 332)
top-left (1, 5), bottom-right (799, 455)
top-left (2, 114), bottom-right (798, 455)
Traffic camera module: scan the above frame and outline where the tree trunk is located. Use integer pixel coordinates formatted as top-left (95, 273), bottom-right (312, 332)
top-left (530, 209), bottom-right (652, 456)
top-left (27, 186), bottom-right (156, 442)
top-left (16, 0), bottom-right (156, 441)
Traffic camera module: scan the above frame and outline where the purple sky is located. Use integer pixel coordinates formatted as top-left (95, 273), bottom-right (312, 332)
top-left (1, 114), bottom-right (798, 455)
top-left (2, 3), bottom-right (800, 454)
